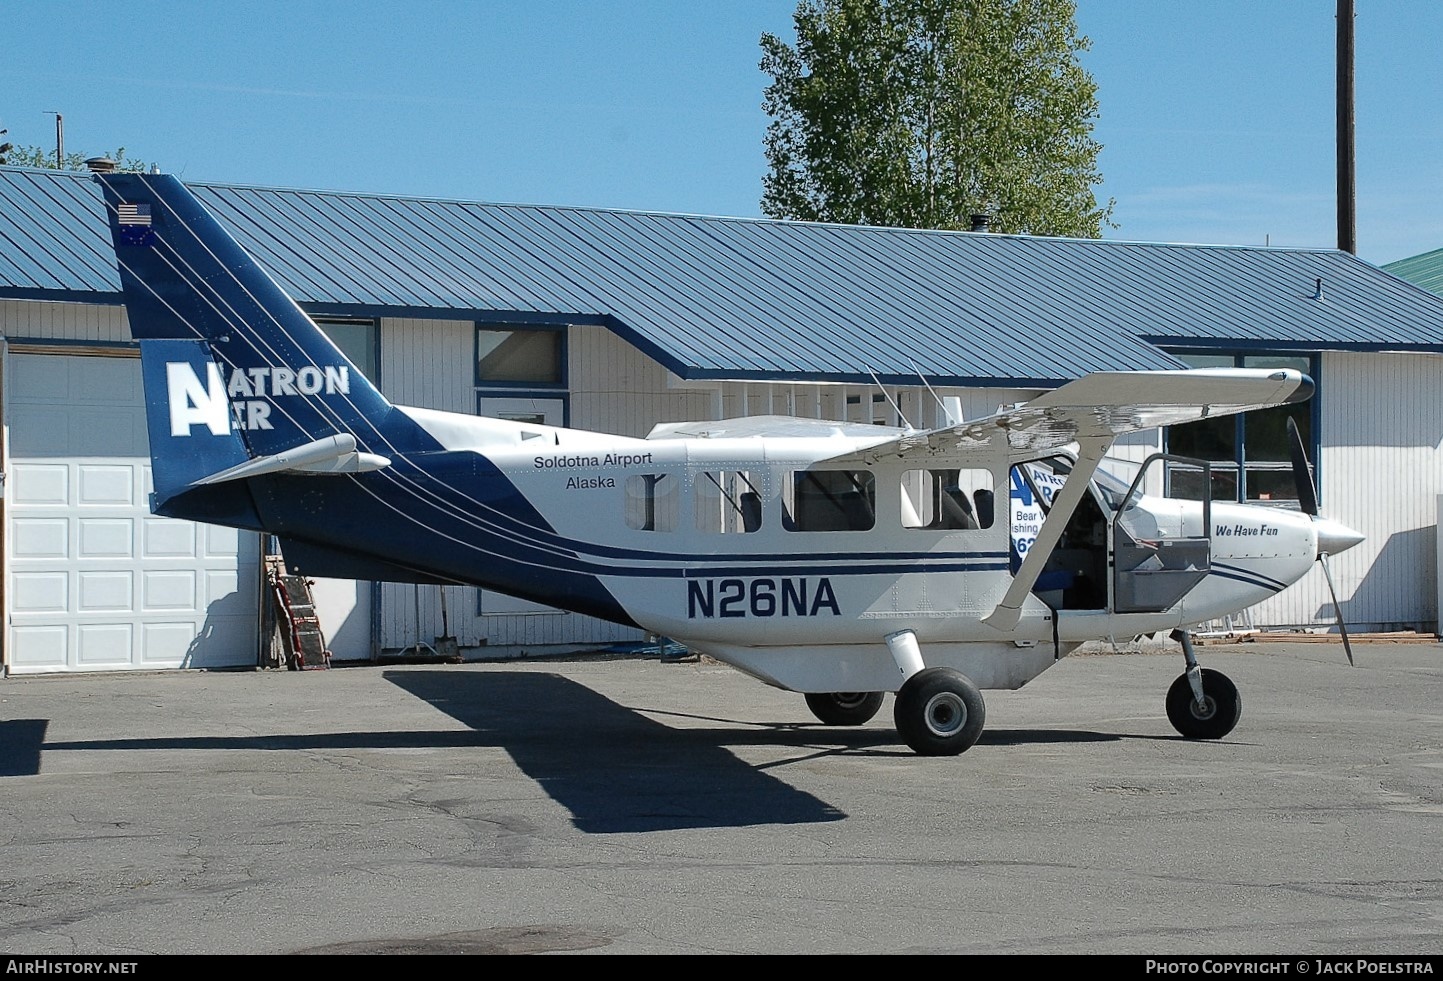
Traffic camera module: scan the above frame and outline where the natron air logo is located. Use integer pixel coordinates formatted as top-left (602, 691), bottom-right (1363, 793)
top-left (166, 362), bottom-right (351, 435)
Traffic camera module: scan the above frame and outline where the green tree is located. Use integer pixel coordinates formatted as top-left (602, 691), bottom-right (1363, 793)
top-left (760, 0), bottom-right (1112, 236)
top-left (2, 144), bottom-right (150, 173)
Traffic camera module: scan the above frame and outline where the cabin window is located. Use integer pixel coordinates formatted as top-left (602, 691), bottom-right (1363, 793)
top-left (1164, 351), bottom-right (1318, 504)
top-left (475, 325), bottom-right (565, 386)
top-left (625, 474), bottom-right (677, 532)
top-left (695, 471), bottom-right (763, 534)
top-left (785, 470), bottom-right (875, 532)
top-left (901, 469), bottom-right (995, 530)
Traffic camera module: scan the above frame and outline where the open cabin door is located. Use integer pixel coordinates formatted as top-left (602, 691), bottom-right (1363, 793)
top-left (1008, 454), bottom-right (1213, 616)
top-left (1110, 454), bottom-right (1213, 614)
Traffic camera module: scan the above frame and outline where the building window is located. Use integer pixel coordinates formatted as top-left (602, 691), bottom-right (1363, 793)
top-left (476, 325), bottom-right (564, 387)
top-left (1164, 352), bottom-right (1318, 504)
top-left (315, 318), bottom-right (379, 382)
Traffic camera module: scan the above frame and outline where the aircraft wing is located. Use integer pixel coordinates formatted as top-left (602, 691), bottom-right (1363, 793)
top-left (822, 368), bottom-right (1314, 465)
top-left (647, 415), bottom-right (905, 441)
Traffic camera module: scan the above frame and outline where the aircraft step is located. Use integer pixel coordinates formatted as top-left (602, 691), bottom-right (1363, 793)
top-left (263, 557), bottom-right (331, 670)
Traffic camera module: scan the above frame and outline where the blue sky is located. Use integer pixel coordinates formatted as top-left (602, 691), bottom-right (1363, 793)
top-left (5, 1), bottom-right (1442, 264)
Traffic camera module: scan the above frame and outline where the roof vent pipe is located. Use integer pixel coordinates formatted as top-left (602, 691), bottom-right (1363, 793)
top-left (1313, 277), bottom-right (1325, 301)
top-left (84, 157), bottom-right (116, 173)
top-left (969, 214), bottom-right (990, 233)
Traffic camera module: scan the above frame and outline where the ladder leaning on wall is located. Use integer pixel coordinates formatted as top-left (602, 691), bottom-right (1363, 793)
top-left (263, 556), bottom-right (331, 670)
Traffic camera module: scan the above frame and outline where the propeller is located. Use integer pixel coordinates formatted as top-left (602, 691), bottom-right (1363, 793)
top-left (1287, 416), bottom-right (1355, 665)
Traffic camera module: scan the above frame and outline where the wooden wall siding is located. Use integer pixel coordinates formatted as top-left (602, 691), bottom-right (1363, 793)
top-left (568, 326), bottom-right (714, 436)
top-left (378, 317), bottom-right (473, 412)
top-left (379, 582), bottom-right (629, 652)
top-left (1240, 352), bottom-right (1443, 632)
top-left (710, 381), bottom-right (1049, 430)
top-left (1, 300), bottom-right (129, 343)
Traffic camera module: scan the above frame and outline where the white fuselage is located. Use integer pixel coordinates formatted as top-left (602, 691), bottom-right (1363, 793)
top-left (402, 408), bottom-right (1321, 695)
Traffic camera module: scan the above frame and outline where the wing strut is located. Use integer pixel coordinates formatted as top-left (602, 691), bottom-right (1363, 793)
top-left (983, 437), bottom-right (1109, 632)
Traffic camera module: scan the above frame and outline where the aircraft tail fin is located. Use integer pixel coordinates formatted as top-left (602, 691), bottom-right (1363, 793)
top-left (95, 172), bottom-right (433, 503)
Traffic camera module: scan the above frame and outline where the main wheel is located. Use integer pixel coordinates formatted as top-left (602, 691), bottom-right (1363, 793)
top-left (805, 691), bottom-right (884, 726)
top-left (1166, 668), bottom-right (1242, 739)
top-left (893, 667), bottom-right (986, 756)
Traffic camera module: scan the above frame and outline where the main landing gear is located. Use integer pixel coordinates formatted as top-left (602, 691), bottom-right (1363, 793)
top-left (805, 691), bottom-right (885, 726)
top-left (803, 668), bottom-right (986, 757)
top-left (893, 667), bottom-right (986, 756)
top-left (1165, 629), bottom-right (1242, 740)
top-left (803, 630), bottom-right (987, 756)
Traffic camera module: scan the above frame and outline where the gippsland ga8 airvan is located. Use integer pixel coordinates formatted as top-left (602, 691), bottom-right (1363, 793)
top-left (96, 171), bottom-right (1363, 756)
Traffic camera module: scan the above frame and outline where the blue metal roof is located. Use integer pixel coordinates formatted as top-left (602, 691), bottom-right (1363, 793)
top-left (6, 166), bottom-right (1443, 387)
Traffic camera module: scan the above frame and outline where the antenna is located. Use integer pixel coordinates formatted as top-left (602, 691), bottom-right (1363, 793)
top-left (865, 366), bottom-right (912, 431)
top-left (912, 361), bottom-right (959, 427)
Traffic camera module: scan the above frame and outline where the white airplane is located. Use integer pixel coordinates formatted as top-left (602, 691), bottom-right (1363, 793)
top-left (96, 172), bottom-right (1364, 755)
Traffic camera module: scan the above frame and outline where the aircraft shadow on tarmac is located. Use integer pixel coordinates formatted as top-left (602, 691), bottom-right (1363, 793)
top-left (384, 670), bottom-right (1124, 833)
top-left (0, 719), bottom-right (48, 777)
top-left (3, 673), bottom-right (1122, 832)
top-left (387, 669), bottom-right (848, 832)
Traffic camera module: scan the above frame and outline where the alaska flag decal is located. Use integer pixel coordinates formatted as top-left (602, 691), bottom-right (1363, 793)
top-left (116, 202), bottom-right (154, 245)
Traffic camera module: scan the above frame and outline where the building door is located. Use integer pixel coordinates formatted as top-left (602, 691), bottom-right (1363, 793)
top-left (5, 353), bottom-right (259, 673)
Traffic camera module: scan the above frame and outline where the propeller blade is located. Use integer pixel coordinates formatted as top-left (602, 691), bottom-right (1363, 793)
top-left (1317, 552), bottom-right (1355, 666)
top-left (1286, 416), bottom-right (1319, 516)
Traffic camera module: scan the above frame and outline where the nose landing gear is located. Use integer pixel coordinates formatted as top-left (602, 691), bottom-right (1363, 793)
top-left (1165, 629), bottom-right (1242, 740)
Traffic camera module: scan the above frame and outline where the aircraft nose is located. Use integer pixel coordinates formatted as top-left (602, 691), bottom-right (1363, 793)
top-left (1314, 517), bottom-right (1365, 557)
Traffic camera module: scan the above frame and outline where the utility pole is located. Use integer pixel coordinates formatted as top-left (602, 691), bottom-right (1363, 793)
top-left (1336, 0), bottom-right (1356, 254)
top-left (45, 111), bottom-right (65, 169)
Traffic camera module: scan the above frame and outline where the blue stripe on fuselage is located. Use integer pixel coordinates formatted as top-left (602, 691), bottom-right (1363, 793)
top-left (223, 448), bottom-right (1010, 619)
top-left (1208, 561), bottom-right (1289, 594)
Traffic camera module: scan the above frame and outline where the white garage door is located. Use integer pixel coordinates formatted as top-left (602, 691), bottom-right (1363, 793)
top-left (6, 353), bottom-right (259, 674)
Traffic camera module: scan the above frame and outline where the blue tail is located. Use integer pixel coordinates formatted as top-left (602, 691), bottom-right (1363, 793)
top-left (95, 173), bottom-right (434, 508)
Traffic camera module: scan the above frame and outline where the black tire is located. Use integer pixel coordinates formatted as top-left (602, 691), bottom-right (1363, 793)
top-left (893, 667), bottom-right (986, 756)
top-left (1166, 668), bottom-right (1242, 739)
top-left (805, 691), bottom-right (885, 726)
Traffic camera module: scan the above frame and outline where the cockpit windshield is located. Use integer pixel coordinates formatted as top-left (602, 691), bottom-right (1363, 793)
top-left (1018, 454), bottom-right (1135, 513)
top-left (1091, 464), bottom-right (1135, 511)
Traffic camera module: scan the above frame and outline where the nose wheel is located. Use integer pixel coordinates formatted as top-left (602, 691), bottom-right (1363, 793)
top-left (1166, 631), bottom-right (1241, 739)
top-left (1166, 668), bottom-right (1242, 739)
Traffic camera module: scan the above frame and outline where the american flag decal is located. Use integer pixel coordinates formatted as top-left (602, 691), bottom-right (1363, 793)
top-left (118, 203), bottom-right (152, 226)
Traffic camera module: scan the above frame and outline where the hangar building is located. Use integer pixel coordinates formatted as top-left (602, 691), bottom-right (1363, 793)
top-left (4, 165), bottom-right (1443, 673)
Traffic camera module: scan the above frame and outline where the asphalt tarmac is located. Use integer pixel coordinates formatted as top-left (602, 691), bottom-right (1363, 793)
top-left (0, 642), bottom-right (1439, 955)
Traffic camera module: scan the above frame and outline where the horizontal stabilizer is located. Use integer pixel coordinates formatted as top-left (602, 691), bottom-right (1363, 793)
top-left (194, 434), bottom-right (391, 486)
